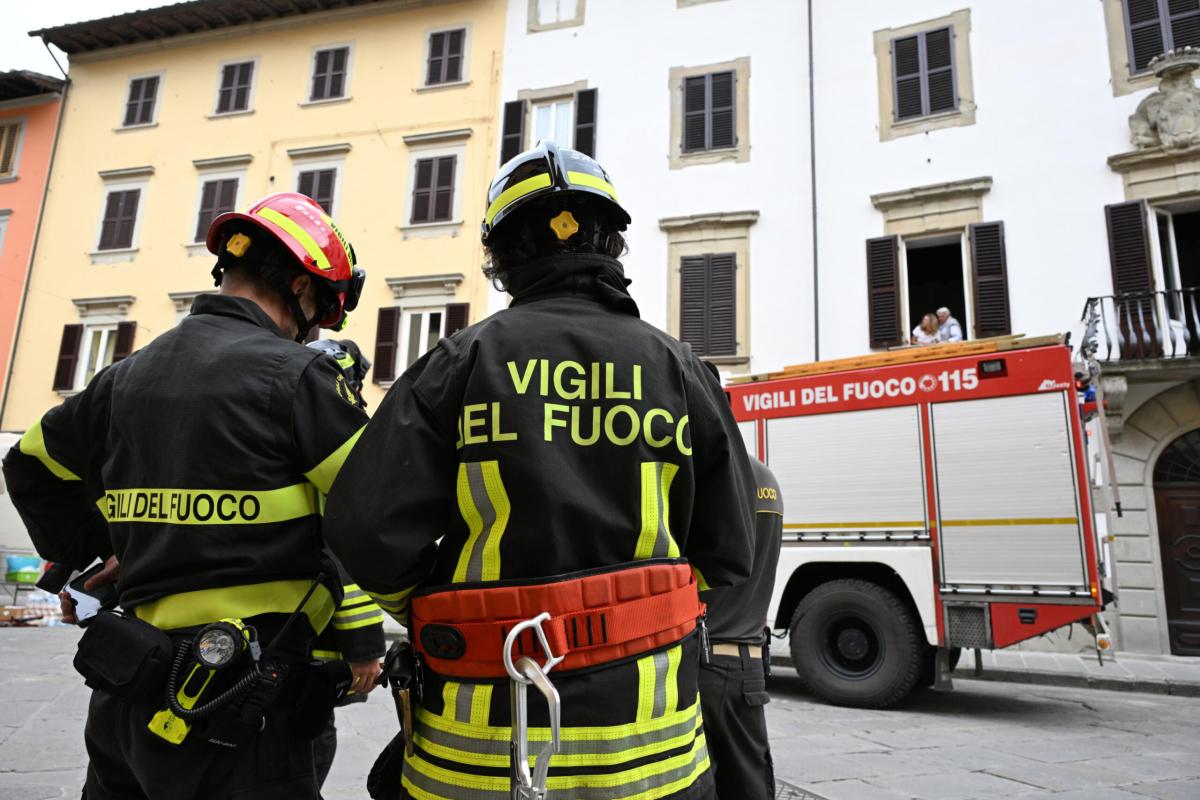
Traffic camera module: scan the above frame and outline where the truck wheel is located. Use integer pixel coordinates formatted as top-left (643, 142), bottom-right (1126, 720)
top-left (788, 579), bottom-right (923, 708)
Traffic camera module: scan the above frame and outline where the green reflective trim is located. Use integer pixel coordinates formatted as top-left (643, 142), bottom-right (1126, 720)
top-left (332, 608), bottom-right (385, 630)
top-left (19, 421), bottom-right (80, 481)
top-left (336, 353), bottom-right (356, 370)
top-left (304, 425), bottom-right (365, 495)
top-left (133, 579), bottom-right (336, 632)
top-left (566, 170), bottom-right (619, 202)
top-left (256, 207), bottom-right (332, 271)
top-left (97, 484), bottom-right (320, 525)
top-left (484, 173), bottom-right (552, 226)
top-left (312, 648), bottom-right (343, 661)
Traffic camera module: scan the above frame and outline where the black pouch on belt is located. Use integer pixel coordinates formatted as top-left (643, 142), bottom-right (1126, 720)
top-left (291, 660), bottom-right (353, 740)
top-left (73, 610), bottom-right (173, 703)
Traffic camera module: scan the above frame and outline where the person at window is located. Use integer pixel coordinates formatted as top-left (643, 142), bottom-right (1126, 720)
top-left (911, 313), bottom-right (939, 345)
top-left (936, 306), bottom-right (963, 342)
top-left (322, 140), bottom-right (756, 800)
top-left (2, 192), bottom-right (373, 799)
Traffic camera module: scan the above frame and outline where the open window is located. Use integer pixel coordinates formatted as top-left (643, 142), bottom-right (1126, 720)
top-left (904, 235), bottom-right (969, 344)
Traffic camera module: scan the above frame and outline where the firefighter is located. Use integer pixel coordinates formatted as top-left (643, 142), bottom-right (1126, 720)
top-left (698, 456), bottom-right (783, 800)
top-left (306, 338), bottom-right (387, 791)
top-left (323, 140), bottom-right (756, 799)
top-left (2, 192), bottom-right (369, 800)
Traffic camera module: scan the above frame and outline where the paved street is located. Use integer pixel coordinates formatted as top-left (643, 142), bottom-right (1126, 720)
top-left (2, 628), bottom-right (1199, 800)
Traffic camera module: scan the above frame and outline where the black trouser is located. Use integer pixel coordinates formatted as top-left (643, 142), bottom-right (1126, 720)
top-left (699, 643), bottom-right (774, 800)
top-left (313, 711), bottom-right (337, 791)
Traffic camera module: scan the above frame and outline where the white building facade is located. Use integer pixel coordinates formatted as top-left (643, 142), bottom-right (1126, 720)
top-left (498, 1), bottom-right (1199, 657)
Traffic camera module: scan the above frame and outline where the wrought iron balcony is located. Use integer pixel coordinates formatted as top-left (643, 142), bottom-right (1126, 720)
top-left (1082, 289), bottom-right (1200, 363)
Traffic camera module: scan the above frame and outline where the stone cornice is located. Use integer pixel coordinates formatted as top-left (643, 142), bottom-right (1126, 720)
top-left (73, 295), bottom-right (135, 315)
top-left (193, 154), bottom-right (253, 170)
top-left (385, 273), bottom-right (464, 300)
top-left (98, 166), bottom-right (154, 181)
top-left (871, 176), bottom-right (992, 211)
top-left (658, 210), bottom-right (759, 231)
top-left (402, 128), bottom-right (473, 145)
top-left (1107, 145), bottom-right (1200, 172)
top-left (287, 143), bottom-right (351, 160)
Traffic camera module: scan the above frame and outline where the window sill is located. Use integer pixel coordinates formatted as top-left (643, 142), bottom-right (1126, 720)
top-left (55, 389), bottom-right (81, 398)
top-left (416, 80), bottom-right (471, 94)
top-left (375, 380), bottom-right (395, 390)
top-left (115, 122), bottom-right (158, 132)
top-left (207, 109), bottom-right (255, 119)
top-left (893, 109), bottom-right (961, 128)
top-left (300, 96), bottom-right (352, 108)
top-left (184, 242), bottom-right (210, 256)
top-left (528, 18), bottom-right (585, 33)
top-left (397, 220), bottom-right (463, 239)
top-left (880, 103), bottom-right (975, 142)
top-left (671, 146), bottom-right (749, 170)
top-left (0, 176), bottom-right (16, 184)
top-left (89, 248), bottom-right (139, 264)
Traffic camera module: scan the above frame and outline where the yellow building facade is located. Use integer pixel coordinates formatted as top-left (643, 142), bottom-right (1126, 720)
top-left (2, 0), bottom-right (504, 429)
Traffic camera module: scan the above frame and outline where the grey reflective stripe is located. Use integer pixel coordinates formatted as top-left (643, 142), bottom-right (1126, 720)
top-left (651, 651), bottom-right (670, 717)
top-left (650, 463), bottom-right (673, 558)
top-left (463, 462), bottom-right (499, 582)
top-left (333, 608), bottom-right (383, 626)
top-left (402, 760), bottom-right (507, 800)
top-left (455, 683), bottom-right (475, 724)
top-left (341, 589), bottom-right (369, 603)
top-left (415, 707), bottom-right (701, 758)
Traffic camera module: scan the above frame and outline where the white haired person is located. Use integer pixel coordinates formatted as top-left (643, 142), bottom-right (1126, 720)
top-left (936, 306), bottom-right (963, 342)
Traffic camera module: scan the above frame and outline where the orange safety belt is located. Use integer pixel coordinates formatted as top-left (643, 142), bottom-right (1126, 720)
top-left (410, 560), bottom-right (703, 679)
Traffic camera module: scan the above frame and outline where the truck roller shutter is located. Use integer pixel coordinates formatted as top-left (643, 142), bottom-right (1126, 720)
top-left (52, 324), bottom-right (83, 391)
top-left (574, 88), bottom-right (597, 157)
top-left (1105, 200), bottom-right (1157, 358)
top-left (112, 322), bottom-right (137, 363)
top-left (500, 100), bottom-right (525, 165)
top-left (969, 222), bottom-right (1011, 338)
top-left (373, 307), bottom-right (400, 384)
top-left (444, 303), bottom-right (470, 337)
top-left (866, 235), bottom-right (902, 349)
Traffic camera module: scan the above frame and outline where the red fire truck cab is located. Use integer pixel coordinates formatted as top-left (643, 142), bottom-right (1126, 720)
top-left (728, 338), bottom-right (1109, 707)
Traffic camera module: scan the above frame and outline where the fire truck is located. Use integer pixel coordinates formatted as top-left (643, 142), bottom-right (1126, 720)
top-left (727, 335), bottom-right (1115, 708)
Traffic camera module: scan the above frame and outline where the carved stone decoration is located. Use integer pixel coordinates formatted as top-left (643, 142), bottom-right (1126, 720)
top-left (1130, 48), bottom-right (1200, 149)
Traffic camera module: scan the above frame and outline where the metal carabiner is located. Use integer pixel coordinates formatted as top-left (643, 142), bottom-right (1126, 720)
top-left (504, 612), bottom-right (563, 800)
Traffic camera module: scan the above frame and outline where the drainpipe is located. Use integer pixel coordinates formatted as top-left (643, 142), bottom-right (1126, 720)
top-left (0, 41), bottom-right (70, 428)
top-left (808, 0), bottom-right (820, 361)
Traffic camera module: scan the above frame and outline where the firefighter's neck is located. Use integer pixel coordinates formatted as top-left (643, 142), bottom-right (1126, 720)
top-left (220, 273), bottom-right (314, 339)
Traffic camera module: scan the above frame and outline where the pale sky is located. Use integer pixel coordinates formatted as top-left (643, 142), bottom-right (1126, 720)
top-left (2, 1), bottom-right (165, 75)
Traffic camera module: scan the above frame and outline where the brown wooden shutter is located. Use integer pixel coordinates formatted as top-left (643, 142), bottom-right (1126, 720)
top-left (427, 32), bottom-right (447, 85)
top-left (433, 156), bottom-right (455, 221)
top-left (574, 89), bottom-right (597, 157)
top-left (0, 123), bottom-right (19, 176)
top-left (298, 170), bottom-right (315, 199)
top-left (969, 222), bottom-right (1011, 338)
top-left (411, 159), bottom-right (434, 223)
top-left (374, 307), bottom-right (401, 383)
top-left (892, 35), bottom-right (923, 120)
top-left (112, 321), bottom-right (137, 362)
top-left (708, 253), bottom-right (737, 355)
top-left (679, 256), bottom-right (708, 353)
top-left (1106, 200), bottom-right (1155, 294)
top-left (1126, 0), bottom-right (1166, 72)
top-left (709, 72), bottom-right (735, 149)
top-left (866, 235), bottom-right (902, 348)
top-left (682, 76), bottom-right (707, 152)
top-left (501, 100), bottom-right (526, 164)
top-left (924, 27), bottom-right (957, 115)
top-left (445, 302), bottom-right (470, 336)
top-left (52, 324), bottom-right (83, 391)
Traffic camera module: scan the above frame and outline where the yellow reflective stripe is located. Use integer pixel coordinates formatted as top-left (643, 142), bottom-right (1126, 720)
top-left (941, 517), bottom-right (1079, 527)
top-left (484, 173), bottom-right (553, 225)
top-left (453, 461), bottom-right (511, 583)
top-left (664, 646), bottom-right (681, 716)
top-left (442, 682), bottom-right (460, 719)
top-left (636, 652), bottom-right (656, 723)
top-left (470, 683), bottom-right (492, 727)
top-left (312, 648), bottom-right (343, 661)
top-left (133, 579), bottom-right (335, 632)
top-left (634, 463), bottom-right (679, 561)
top-left (256, 207), bottom-right (331, 271)
top-left (332, 609), bottom-right (385, 630)
top-left (691, 566), bottom-right (710, 592)
top-left (567, 170), bottom-right (619, 202)
top-left (304, 425), bottom-right (365, 496)
top-left (315, 208), bottom-right (354, 272)
top-left (338, 594), bottom-right (375, 610)
top-left (97, 484), bottom-right (319, 525)
top-left (336, 353), bottom-right (355, 370)
top-left (19, 421), bottom-right (80, 481)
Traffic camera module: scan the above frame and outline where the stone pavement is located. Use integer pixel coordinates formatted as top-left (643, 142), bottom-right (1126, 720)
top-left (950, 648), bottom-right (1200, 698)
top-left (3, 628), bottom-right (1200, 799)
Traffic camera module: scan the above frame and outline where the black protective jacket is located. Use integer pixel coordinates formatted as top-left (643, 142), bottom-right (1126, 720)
top-left (3, 294), bottom-right (368, 638)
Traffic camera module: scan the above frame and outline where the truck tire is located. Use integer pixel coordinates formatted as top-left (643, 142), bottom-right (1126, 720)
top-left (788, 579), bottom-right (923, 708)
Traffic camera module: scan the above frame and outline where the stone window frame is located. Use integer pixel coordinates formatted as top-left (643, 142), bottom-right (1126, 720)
top-left (0, 210), bottom-right (9, 256)
top-left (418, 22), bottom-right (473, 92)
top-left (517, 80), bottom-right (588, 150)
top-left (668, 57), bottom-right (751, 170)
top-left (677, 0), bottom-right (730, 7)
top-left (397, 129), bottom-right (472, 238)
top-left (209, 56), bottom-right (260, 118)
top-left (873, 9), bottom-right (975, 142)
top-left (660, 210), bottom-right (758, 371)
top-left (0, 117), bottom-right (27, 181)
top-left (169, 290), bottom-right (216, 324)
top-left (527, 0), bottom-right (586, 33)
top-left (91, 166), bottom-right (154, 264)
top-left (62, 296), bottom-right (135, 395)
top-left (186, 154), bottom-right (252, 254)
top-left (379, 273), bottom-right (465, 387)
top-left (303, 42), bottom-right (355, 107)
top-left (118, 71), bottom-right (164, 131)
top-left (1103, 0), bottom-right (1172, 97)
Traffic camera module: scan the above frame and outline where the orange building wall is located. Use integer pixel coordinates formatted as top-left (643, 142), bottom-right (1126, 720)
top-left (0, 95), bottom-right (61, 418)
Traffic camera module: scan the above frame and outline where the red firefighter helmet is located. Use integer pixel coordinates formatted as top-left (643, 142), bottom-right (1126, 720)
top-left (206, 192), bottom-right (363, 329)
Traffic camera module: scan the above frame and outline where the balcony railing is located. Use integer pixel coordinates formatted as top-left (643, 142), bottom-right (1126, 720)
top-left (1082, 289), bottom-right (1200, 362)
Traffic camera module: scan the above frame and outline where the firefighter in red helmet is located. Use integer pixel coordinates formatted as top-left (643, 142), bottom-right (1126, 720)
top-left (3, 192), bottom-right (373, 799)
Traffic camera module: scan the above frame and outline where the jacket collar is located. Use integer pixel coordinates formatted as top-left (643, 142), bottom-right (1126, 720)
top-left (190, 293), bottom-right (288, 339)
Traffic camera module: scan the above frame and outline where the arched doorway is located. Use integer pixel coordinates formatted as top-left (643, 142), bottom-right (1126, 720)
top-left (1153, 429), bottom-right (1200, 656)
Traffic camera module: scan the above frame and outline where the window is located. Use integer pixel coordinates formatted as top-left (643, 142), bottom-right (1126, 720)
top-left (529, 0), bottom-right (585, 31)
top-left (98, 189), bottom-right (141, 251)
top-left (216, 61), bottom-right (255, 114)
top-left (1125, 0), bottom-right (1200, 73)
top-left (532, 98), bottom-right (573, 146)
top-left (874, 11), bottom-right (974, 140)
top-left (194, 178), bottom-right (238, 242)
top-left (410, 156), bottom-right (455, 224)
top-left (310, 47), bottom-right (349, 102)
top-left (0, 121), bottom-right (22, 178)
top-left (682, 72), bottom-right (735, 153)
top-left (668, 58), bottom-right (750, 169)
top-left (426, 29), bottom-right (465, 86)
top-left (499, 87), bottom-right (597, 163)
top-left (374, 300), bottom-right (469, 382)
top-left (298, 168), bottom-right (337, 214)
top-left (123, 76), bottom-right (160, 127)
top-left (52, 318), bottom-right (136, 392)
top-left (679, 254), bottom-right (737, 357)
top-left (0, 212), bottom-right (9, 256)
top-left (891, 27), bottom-right (956, 122)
